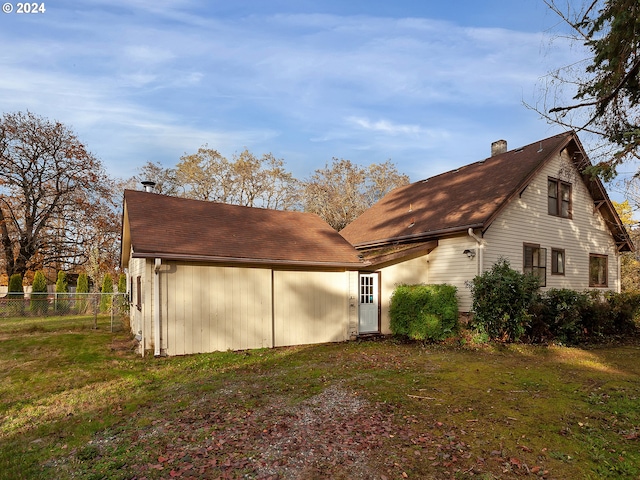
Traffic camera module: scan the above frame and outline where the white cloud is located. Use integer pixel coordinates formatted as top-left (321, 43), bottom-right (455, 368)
top-left (0, 3), bottom-right (578, 182)
top-left (347, 117), bottom-right (424, 136)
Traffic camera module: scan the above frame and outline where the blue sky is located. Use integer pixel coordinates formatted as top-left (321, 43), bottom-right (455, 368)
top-left (1, 1), bottom-right (592, 186)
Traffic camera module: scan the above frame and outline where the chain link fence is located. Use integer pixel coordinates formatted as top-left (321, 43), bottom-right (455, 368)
top-left (0, 293), bottom-right (130, 331)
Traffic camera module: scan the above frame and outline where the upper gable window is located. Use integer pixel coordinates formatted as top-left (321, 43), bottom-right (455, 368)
top-left (548, 178), bottom-right (572, 218)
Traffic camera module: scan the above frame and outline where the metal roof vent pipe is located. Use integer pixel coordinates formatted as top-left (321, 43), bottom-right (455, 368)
top-left (491, 139), bottom-right (507, 156)
top-left (141, 180), bottom-right (156, 193)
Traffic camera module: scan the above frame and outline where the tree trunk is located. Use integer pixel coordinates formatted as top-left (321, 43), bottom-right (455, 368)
top-left (0, 206), bottom-right (16, 278)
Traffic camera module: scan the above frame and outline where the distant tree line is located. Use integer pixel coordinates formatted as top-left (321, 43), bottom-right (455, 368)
top-left (128, 148), bottom-right (410, 232)
top-left (1, 110), bottom-right (409, 287)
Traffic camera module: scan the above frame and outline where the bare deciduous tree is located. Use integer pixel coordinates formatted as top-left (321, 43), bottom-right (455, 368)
top-left (128, 161), bottom-right (180, 196)
top-left (302, 158), bottom-right (409, 231)
top-left (0, 111), bottom-right (117, 278)
top-left (175, 147), bottom-right (234, 202)
top-left (173, 146), bottom-right (299, 209)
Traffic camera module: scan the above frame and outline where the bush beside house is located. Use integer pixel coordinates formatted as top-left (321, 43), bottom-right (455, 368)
top-left (467, 260), bottom-right (640, 345)
top-left (467, 258), bottom-right (539, 342)
top-left (528, 289), bottom-right (640, 344)
top-left (117, 273), bottom-right (128, 314)
top-left (390, 283), bottom-right (458, 341)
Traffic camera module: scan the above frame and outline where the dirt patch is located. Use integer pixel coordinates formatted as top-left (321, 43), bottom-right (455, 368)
top-left (109, 337), bottom-right (138, 356)
top-left (251, 384), bottom-right (390, 479)
top-left (127, 384), bottom-right (399, 479)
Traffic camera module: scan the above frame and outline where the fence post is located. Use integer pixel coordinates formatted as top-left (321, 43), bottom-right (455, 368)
top-left (93, 294), bottom-right (98, 329)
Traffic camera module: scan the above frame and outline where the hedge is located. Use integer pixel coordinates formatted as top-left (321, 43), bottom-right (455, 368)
top-left (389, 283), bottom-right (458, 341)
top-left (527, 289), bottom-right (640, 344)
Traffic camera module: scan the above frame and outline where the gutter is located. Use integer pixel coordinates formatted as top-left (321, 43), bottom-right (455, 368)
top-left (132, 252), bottom-right (366, 270)
top-left (352, 223), bottom-right (485, 249)
top-left (468, 228), bottom-right (485, 276)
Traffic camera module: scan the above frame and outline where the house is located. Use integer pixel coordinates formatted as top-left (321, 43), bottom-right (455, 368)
top-left (120, 131), bottom-right (633, 356)
top-left (340, 131), bottom-right (634, 334)
top-left (120, 190), bottom-right (365, 356)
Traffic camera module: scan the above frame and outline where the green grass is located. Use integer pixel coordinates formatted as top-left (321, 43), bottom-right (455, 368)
top-left (1, 316), bottom-right (639, 479)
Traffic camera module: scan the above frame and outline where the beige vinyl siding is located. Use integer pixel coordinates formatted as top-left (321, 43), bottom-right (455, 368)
top-left (426, 235), bottom-right (479, 311)
top-left (133, 260), bottom-right (354, 356)
top-left (376, 235), bottom-right (478, 330)
top-left (483, 149), bottom-right (620, 292)
top-left (378, 255), bottom-right (428, 333)
top-left (159, 262), bottom-right (272, 356)
top-left (126, 254), bottom-right (147, 355)
top-left (347, 271), bottom-right (359, 338)
top-left (273, 270), bottom-right (350, 347)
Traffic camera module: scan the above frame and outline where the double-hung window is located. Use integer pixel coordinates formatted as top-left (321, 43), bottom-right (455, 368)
top-left (524, 244), bottom-right (546, 286)
top-left (548, 178), bottom-right (572, 218)
top-left (589, 254), bottom-right (608, 287)
top-left (551, 249), bottom-right (565, 276)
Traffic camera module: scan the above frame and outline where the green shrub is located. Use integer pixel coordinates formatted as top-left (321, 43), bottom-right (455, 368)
top-left (7, 273), bottom-right (24, 315)
top-left (55, 271), bottom-right (69, 313)
top-left (389, 283), bottom-right (458, 341)
top-left (528, 290), bottom-right (640, 344)
top-left (581, 290), bottom-right (640, 339)
top-left (117, 273), bottom-right (129, 314)
top-left (76, 272), bottom-right (89, 313)
top-left (467, 258), bottom-right (539, 342)
top-left (7, 274), bottom-right (23, 298)
top-left (601, 291), bottom-right (640, 335)
top-left (100, 274), bottom-right (113, 313)
top-left (30, 271), bottom-right (49, 316)
top-left (549, 288), bottom-right (588, 343)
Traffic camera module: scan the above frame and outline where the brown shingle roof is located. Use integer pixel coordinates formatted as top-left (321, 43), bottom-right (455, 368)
top-left (121, 190), bottom-right (364, 268)
top-left (340, 132), bottom-right (632, 252)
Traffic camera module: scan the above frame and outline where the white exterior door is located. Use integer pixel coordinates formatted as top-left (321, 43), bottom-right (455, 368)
top-left (358, 273), bottom-right (379, 334)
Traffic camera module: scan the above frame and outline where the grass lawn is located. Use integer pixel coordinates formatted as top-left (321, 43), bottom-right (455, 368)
top-left (1, 316), bottom-right (639, 479)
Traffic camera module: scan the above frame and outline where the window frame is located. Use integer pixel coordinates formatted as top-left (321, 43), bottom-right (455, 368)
top-left (589, 254), bottom-right (608, 287)
top-left (523, 243), bottom-right (547, 287)
top-left (136, 276), bottom-right (142, 311)
top-left (548, 177), bottom-right (572, 219)
top-left (551, 248), bottom-right (565, 276)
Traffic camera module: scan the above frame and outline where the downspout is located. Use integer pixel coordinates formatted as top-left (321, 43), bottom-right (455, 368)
top-left (468, 228), bottom-right (484, 276)
top-left (617, 252), bottom-right (621, 293)
top-left (154, 258), bottom-right (161, 357)
top-left (271, 270), bottom-right (275, 349)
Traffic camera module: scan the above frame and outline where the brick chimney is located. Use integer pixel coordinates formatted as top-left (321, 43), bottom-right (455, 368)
top-left (491, 139), bottom-right (507, 156)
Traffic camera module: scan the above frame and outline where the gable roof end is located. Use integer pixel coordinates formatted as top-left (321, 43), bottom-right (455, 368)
top-left (340, 132), bottom-right (573, 247)
top-left (340, 132), bottom-right (633, 252)
top-left (565, 135), bottom-right (634, 253)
